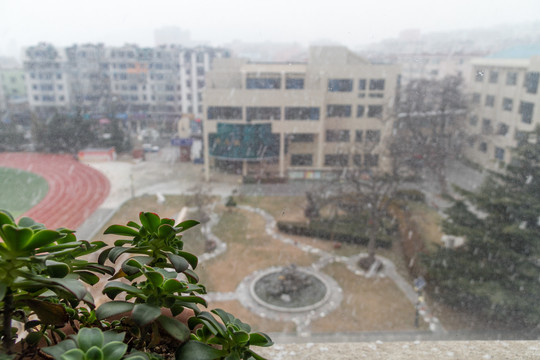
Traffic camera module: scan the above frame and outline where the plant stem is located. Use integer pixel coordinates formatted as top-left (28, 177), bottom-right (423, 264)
top-left (2, 288), bottom-right (14, 353)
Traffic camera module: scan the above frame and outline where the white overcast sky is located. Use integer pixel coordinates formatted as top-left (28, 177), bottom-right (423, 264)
top-left (1, 0), bottom-right (540, 58)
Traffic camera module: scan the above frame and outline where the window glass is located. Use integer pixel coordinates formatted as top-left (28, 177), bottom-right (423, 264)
top-left (328, 79), bottom-right (353, 92)
top-left (284, 107), bottom-right (320, 120)
top-left (326, 104), bottom-right (352, 117)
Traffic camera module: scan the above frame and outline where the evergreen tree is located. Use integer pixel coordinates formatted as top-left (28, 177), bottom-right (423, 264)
top-left (33, 111), bottom-right (96, 154)
top-left (425, 127), bottom-right (540, 327)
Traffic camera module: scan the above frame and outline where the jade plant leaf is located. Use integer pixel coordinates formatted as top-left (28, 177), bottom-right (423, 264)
top-left (131, 303), bottom-right (161, 326)
top-left (176, 220), bottom-right (200, 232)
top-left (175, 341), bottom-right (225, 360)
top-left (157, 315), bottom-right (190, 342)
top-left (78, 327), bottom-right (104, 352)
top-left (104, 224), bottom-right (140, 237)
top-left (95, 301), bottom-right (135, 320)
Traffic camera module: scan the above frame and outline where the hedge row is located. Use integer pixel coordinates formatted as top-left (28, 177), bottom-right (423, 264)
top-left (277, 220), bottom-right (392, 248)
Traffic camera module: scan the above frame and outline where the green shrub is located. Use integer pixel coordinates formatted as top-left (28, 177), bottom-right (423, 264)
top-left (277, 219), bottom-right (393, 248)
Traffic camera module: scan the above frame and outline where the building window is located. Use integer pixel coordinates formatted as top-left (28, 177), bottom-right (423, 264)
top-left (497, 123), bottom-right (509, 136)
top-left (489, 71), bottom-right (498, 83)
top-left (290, 134), bottom-right (314, 142)
top-left (324, 154), bottom-right (348, 167)
top-left (494, 147), bottom-right (505, 161)
top-left (366, 130), bottom-right (381, 143)
top-left (479, 142), bottom-right (488, 153)
top-left (482, 118), bottom-right (492, 135)
top-left (246, 107), bottom-right (281, 121)
top-left (197, 67), bottom-right (205, 76)
top-left (290, 154), bottom-right (313, 166)
top-left (357, 105), bottom-right (365, 117)
top-left (472, 93), bottom-right (481, 104)
top-left (353, 154), bottom-right (362, 166)
top-left (485, 95), bottom-right (495, 107)
top-left (284, 107), bottom-right (320, 120)
top-left (364, 154), bottom-right (379, 167)
top-left (327, 105), bottom-right (352, 118)
top-left (369, 93), bottom-right (383, 98)
top-left (358, 79), bottom-right (366, 90)
top-left (502, 98), bottom-right (513, 111)
top-left (506, 72), bottom-right (518, 85)
top-left (519, 102), bottom-right (534, 124)
top-left (285, 77), bottom-right (304, 89)
top-left (328, 79), bottom-right (353, 92)
top-left (246, 74), bottom-right (281, 89)
top-left (326, 130), bottom-right (350, 142)
top-left (515, 130), bottom-right (528, 142)
top-left (524, 72), bottom-right (539, 94)
top-left (475, 69), bottom-right (485, 82)
top-left (367, 105), bottom-right (383, 118)
top-left (207, 106), bottom-right (242, 120)
top-left (355, 130), bottom-right (363, 142)
top-left (469, 115), bottom-right (478, 126)
top-left (369, 79), bottom-right (385, 91)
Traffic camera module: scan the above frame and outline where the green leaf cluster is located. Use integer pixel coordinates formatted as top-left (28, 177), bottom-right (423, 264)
top-left (43, 327), bottom-right (146, 360)
top-left (0, 210), bottom-right (114, 353)
top-left (176, 309), bottom-right (273, 360)
top-left (1, 210), bottom-right (273, 358)
top-left (95, 212), bottom-right (205, 348)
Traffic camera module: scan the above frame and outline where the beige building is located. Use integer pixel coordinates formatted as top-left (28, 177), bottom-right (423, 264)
top-left (465, 56), bottom-right (540, 170)
top-left (202, 46), bottom-right (400, 181)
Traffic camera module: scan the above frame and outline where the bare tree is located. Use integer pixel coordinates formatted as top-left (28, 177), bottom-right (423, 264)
top-left (396, 75), bottom-right (468, 193)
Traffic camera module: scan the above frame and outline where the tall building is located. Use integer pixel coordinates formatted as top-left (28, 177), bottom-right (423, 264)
top-left (465, 54), bottom-right (540, 170)
top-left (0, 57), bottom-right (29, 123)
top-left (23, 43), bottom-right (75, 115)
top-left (202, 46), bottom-right (400, 181)
top-left (22, 43), bottom-right (230, 124)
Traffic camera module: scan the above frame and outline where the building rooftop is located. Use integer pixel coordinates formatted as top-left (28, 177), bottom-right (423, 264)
top-left (488, 44), bottom-right (540, 59)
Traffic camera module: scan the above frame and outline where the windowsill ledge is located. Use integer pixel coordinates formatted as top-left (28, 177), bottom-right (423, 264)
top-left (257, 340), bottom-right (540, 359)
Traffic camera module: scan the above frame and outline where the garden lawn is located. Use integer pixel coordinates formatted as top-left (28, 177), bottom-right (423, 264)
top-left (0, 167), bottom-right (48, 218)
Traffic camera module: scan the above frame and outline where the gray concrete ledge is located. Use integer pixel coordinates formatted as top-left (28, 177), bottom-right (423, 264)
top-left (256, 341), bottom-right (540, 359)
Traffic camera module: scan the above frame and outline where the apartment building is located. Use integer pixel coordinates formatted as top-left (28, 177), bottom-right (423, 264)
top-left (465, 55), bottom-right (540, 170)
top-left (202, 46), bottom-right (400, 181)
top-left (22, 43), bottom-right (229, 123)
top-left (23, 43), bottom-right (72, 114)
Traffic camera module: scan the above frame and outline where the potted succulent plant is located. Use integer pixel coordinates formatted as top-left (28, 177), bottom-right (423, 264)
top-left (0, 210), bottom-right (273, 359)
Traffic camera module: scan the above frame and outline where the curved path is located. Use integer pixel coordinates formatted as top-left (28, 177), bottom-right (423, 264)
top-left (0, 153), bottom-right (110, 230)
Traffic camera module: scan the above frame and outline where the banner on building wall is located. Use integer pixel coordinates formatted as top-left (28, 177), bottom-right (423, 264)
top-left (209, 123), bottom-right (279, 160)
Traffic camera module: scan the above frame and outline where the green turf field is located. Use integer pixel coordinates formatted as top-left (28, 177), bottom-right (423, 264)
top-left (0, 167), bottom-right (49, 218)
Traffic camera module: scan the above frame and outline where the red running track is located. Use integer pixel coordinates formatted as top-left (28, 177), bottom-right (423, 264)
top-left (0, 153), bottom-right (110, 230)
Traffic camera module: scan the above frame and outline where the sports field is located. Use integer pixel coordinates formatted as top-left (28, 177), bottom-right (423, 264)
top-left (0, 167), bottom-right (49, 218)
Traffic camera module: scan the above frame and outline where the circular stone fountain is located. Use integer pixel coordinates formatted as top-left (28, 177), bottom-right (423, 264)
top-left (249, 265), bottom-right (333, 313)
